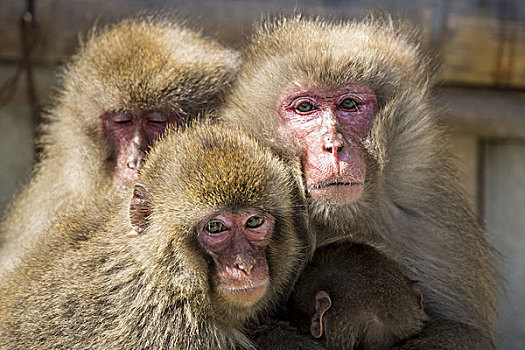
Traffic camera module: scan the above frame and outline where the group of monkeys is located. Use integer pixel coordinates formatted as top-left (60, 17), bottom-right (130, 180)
top-left (0, 13), bottom-right (497, 350)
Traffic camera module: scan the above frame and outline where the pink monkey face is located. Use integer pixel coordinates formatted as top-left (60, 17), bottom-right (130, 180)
top-left (102, 110), bottom-right (181, 187)
top-left (279, 85), bottom-right (377, 204)
top-left (198, 211), bottom-right (274, 307)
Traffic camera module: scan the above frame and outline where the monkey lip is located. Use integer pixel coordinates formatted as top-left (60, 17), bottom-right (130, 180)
top-left (308, 182), bottom-right (364, 204)
top-left (218, 280), bottom-right (269, 306)
top-left (308, 181), bottom-right (363, 190)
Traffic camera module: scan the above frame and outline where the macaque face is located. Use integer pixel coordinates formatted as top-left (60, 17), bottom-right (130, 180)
top-left (197, 211), bottom-right (275, 307)
top-left (279, 85), bottom-right (377, 204)
top-left (103, 111), bottom-right (181, 186)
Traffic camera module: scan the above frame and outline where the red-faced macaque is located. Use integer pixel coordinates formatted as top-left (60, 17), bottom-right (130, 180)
top-left (291, 244), bottom-right (427, 350)
top-left (220, 16), bottom-right (497, 349)
top-left (0, 17), bottom-right (240, 272)
top-left (0, 123), bottom-right (315, 350)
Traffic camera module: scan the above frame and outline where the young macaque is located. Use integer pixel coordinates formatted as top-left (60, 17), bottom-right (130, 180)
top-left (0, 124), bottom-right (314, 350)
top-left (0, 17), bottom-right (240, 272)
top-left (291, 244), bottom-right (427, 350)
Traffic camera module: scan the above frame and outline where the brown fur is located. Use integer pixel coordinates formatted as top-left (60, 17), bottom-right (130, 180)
top-left (0, 17), bottom-right (240, 271)
top-left (291, 243), bottom-right (427, 350)
top-left (220, 16), bottom-right (498, 348)
top-left (0, 123), bottom-right (314, 350)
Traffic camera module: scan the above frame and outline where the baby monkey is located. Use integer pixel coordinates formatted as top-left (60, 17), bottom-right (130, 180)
top-left (291, 244), bottom-right (427, 350)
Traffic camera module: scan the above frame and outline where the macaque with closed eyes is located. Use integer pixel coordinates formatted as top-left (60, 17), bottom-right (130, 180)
top-left (0, 17), bottom-right (240, 272)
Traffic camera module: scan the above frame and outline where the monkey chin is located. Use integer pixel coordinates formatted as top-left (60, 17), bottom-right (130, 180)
top-left (218, 281), bottom-right (269, 307)
top-left (309, 183), bottom-right (364, 205)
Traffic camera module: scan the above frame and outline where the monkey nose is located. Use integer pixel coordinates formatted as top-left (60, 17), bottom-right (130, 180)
top-left (126, 150), bottom-right (145, 170)
top-left (234, 255), bottom-right (256, 276)
top-left (322, 133), bottom-right (344, 154)
top-left (127, 158), bottom-right (140, 170)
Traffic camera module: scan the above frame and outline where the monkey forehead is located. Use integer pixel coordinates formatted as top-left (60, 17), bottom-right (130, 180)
top-left (62, 17), bottom-right (240, 112)
top-left (141, 124), bottom-right (296, 209)
top-left (241, 17), bottom-right (427, 94)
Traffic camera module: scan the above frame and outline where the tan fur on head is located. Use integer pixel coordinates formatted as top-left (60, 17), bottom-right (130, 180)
top-left (62, 17), bottom-right (240, 116)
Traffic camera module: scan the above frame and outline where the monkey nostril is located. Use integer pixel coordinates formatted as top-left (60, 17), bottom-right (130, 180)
top-left (323, 133), bottom-right (344, 154)
top-left (323, 144), bottom-right (343, 154)
top-left (236, 263), bottom-right (252, 275)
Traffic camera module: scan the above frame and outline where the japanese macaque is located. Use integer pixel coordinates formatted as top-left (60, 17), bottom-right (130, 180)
top-left (291, 244), bottom-right (427, 350)
top-left (0, 123), bottom-right (314, 350)
top-left (0, 17), bottom-right (240, 270)
top-left (220, 16), bottom-right (497, 349)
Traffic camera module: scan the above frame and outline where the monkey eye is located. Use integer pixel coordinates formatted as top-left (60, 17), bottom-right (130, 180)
top-left (294, 101), bottom-right (316, 114)
top-left (245, 216), bottom-right (265, 229)
top-left (206, 221), bottom-right (227, 236)
top-left (338, 98), bottom-right (359, 111)
top-left (112, 113), bottom-right (133, 124)
top-left (146, 112), bottom-right (168, 125)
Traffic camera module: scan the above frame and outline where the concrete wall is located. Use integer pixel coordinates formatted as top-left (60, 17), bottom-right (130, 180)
top-left (483, 141), bottom-right (525, 349)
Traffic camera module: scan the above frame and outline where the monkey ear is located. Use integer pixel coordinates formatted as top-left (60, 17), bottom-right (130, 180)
top-left (413, 288), bottom-right (424, 310)
top-left (409, 280), bottom-right (424, 309)
top-left (310, 290), bottom-right (332, 339)
top-left (129, 184), bottom-right (152, 235)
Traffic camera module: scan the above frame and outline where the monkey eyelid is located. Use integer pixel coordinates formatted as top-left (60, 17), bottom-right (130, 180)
top-left (113, 119), bottom-right (133, 124)
top-left (291, 97), bottom-right (317, 105)
top-left (110, 112), bottom-right (133, 124)
top-left (336, 93), bottom-right (363, 103)
top-left (145, 111), bottom-right (168, 123)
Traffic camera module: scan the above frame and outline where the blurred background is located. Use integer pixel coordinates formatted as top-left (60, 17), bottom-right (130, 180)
top-left (0, 0), bottom-right (524, 348)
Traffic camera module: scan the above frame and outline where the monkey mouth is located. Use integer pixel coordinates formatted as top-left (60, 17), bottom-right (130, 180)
top-left (218, 280), bottom-right (269, 306)
top-left (219, 280), bottom-right (269, 294)
top-left (308, 181), bottom-right (363, 190)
